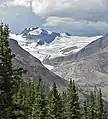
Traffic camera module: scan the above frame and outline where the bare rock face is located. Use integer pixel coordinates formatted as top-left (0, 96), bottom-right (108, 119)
top-left (9, 38), bottom-right (68, 91)
top-left (52, 33), bottom-right (108, 101)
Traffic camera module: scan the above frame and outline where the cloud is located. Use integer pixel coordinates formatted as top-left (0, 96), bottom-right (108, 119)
top-left (44, 17), bottom-right (108, 36)
top-left (0, 0), bottom-right (12, 4)
top-left (8, 0), bottom-right (108, 20)
top-left (0, 0), bottom-right (108, 36)
top-left (31, 0), bottom-right (108, 21)
top-left (8, 0), bottom-right (31, 7)
top-left (32, 0), bottom-right (72, 16)
top-left (0, 0), bottom-right (13, 7)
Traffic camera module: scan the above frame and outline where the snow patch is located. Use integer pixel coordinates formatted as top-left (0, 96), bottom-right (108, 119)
top-left (29, 28), bottom-right (42, 35)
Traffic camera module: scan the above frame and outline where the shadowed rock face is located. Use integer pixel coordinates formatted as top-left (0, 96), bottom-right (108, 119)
top-left (52, 33), bottom-right (108, 101)
top-left (62, 34), bottom-right (108, 62)
top-left (21, 27), bottom-right (60, 45)
top-left (9, 38), bottom-right (68, 90)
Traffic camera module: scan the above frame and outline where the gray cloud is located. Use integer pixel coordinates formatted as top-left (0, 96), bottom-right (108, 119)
top-left (44, 17), bottom-right (108, 36)
top-left (28, 0), bottom-right (108, 35)
top-left (0, 0), bottom-right (108, 36)
top-left (0, 0), bottom-right (11, 3)
top-left (31, 0), bottom-right (108, 21)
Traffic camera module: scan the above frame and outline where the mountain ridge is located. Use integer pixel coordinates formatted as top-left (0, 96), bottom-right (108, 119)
top-left (52, 32), bottom-right (108, 101)
top-left (10, 27), bottom-right (101, 69)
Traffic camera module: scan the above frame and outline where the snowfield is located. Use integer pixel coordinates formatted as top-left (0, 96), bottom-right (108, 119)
top-left (10, 28), bottom-right (101, 70)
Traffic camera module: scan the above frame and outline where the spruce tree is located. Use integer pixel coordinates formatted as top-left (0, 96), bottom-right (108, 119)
top-left (26, 79), bottom-right (36, 119)
top-left (61, 91), bottom-right (68, 119)
top-left (49, 82), bottom-right (65, 119)
top-left (67, 80), bottom-right (80, 119)
top-left (12, 69), bottom-right (28, 119)
top-left (89, 91), bottom-right (96, 119)
top-left (0, 23), bottom-right (26, 119)
top-left (31, 78), bottom-right (48, 119)
top-left (83, 100), bottom-right (88, 119)
top-left (97, 88), bottom-right (104, 119)
top-left (0, 23), bottom-right (14, 118)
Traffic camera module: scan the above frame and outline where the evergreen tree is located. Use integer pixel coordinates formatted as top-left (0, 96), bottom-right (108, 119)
top-left (103, 109), bottom-right (108, 119)
top-left (0, 23), bottom-right (26, 119)
top-left (97, 88), bottom-right (104, 119)
top-left (26, 79), bottom-right (36, 119)
top-left (89, 91), bottom-right (96, 119)
top-left (84, 97), bottom-right (92, 119)
top-left (49, 82), bottom-right (65, 119)
top-left (67, 80), bottom-right (80, 119)
top-left (0, 23), bottom-right (15, 118)
top-left (61, 91), bottom-right (68, 118)
top-left (83, 100), bottom-right (88, 119)
top-left (12, 69), bottom-right (28, 119)
top-left (31, 78), bottom-right (48, 119)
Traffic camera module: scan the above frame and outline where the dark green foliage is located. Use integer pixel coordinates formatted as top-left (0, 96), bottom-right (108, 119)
top-left (32, 79), bottom-right (48, 119)
top-left (97, 88), bottom-right (103, 119)
top-left (0, 23), bottom-right (26, 119)
top-left (12, 71), bottom-right (28, 119)
top-left (67, 80), bottom-right (80, 119)
top-left (82, 88), bottom-right (108, 119)
top-left (83, 100), bottom-right (88, 119)
top-left (0, 23), bottom-right (13, 119)
top-left (61, 91), bottom-right (68, 118)
top-left (49, 83), bottom-right (65, 119)
top-left (97, 88), bottom-right (108, 119)
top-left (89, 91), bottom-right (97, 119)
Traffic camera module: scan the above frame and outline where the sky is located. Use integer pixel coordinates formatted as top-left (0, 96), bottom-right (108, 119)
top-left (0, 0), bottom-right (108, 36)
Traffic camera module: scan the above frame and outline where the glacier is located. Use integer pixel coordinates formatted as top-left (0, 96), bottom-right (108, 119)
top-left (10, 27), bottom-right (102, 69)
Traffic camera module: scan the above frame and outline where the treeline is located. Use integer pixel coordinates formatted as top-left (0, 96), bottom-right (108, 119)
top-left (0, 24), bottom-right (108, 119)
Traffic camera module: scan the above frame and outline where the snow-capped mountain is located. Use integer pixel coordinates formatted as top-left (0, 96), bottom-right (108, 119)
top-left (10, 27), bottom-right (101, 69)
top-left (21, 27), bottom-right (60, 45)
top-left (10, 27), bottom-right (108, 101)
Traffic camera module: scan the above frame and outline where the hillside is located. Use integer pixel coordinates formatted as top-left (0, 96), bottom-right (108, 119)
top-left (9, 38), bottom-right (68, 90)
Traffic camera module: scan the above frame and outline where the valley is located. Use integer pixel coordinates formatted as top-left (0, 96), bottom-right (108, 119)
top-left (10, 27), bottom-right (108, 101)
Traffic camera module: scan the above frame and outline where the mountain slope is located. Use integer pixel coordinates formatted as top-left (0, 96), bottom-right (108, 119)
top-left (8, 38), bottom-right (88, 100)
top-left (9, 38), bottom-right (68, 90)
top-left (52, 33), bottom-right (108, 101)
top-left (66, 33), bottom-right (108, 61)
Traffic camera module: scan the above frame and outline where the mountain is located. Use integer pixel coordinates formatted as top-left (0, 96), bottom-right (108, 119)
top-left (21, 27), bottom-right (60, 45)
top-left (8, 38), bottom-right (68, 90)
top-left (8, 37), bottom-right (88, 100)
top-left (52, 33), bottom-right (108, 101)
top-left (10, 27), bottom-right (108, 100)
top-left (10, 27), bottom-right (101, 69)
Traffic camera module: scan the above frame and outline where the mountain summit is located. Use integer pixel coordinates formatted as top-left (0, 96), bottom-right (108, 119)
top-left (21, 27), bottom-right (62, 45)
top-left (10, 27), bottom-right (101, 69)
